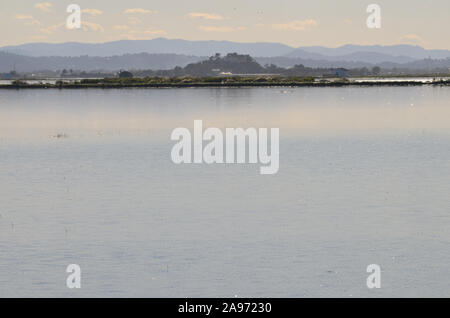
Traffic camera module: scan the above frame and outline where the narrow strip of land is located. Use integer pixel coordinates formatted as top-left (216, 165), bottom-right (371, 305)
top-left (2, 77), bottom-right (450, 89)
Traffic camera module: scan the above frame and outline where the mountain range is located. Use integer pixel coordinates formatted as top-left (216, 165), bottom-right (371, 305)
top-left (1, 38), bottom-right (450, 73)
top-left (0, 52), bottom-right (203, 73)
top-left (0, 38), bottom-right (293, 58)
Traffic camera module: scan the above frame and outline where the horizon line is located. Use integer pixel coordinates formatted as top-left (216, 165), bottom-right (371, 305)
top-left (0, 37), bottom-right (445, 51)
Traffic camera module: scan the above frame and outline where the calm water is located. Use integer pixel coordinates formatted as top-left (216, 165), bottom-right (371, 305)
top-left (0, 87), bottom-right (449, 297)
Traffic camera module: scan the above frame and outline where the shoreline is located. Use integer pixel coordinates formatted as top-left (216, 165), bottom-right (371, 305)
top-left (1, 79), bottom-right (449, 89)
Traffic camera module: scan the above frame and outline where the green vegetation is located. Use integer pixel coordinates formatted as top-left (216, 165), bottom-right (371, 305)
top-left (118, 71), bottom-right (134, 78)
top-left (11, 80), bottom-right (28, 86)
top-left (1, 76), bottom-right (449, 89)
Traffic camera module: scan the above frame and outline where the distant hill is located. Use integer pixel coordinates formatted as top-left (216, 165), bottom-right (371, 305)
top-left (379, 58), bottom-right (450, 70)
top-left (136, 53), bottom-right (338, 77)
top-left (2, 39), bottom-right (450, 74)
top-left (256, 57), bottom-right (378, 69)
top-left (0, 52), bottom-right (204, 72)
top-left (285, 50), bottom-right (416, 64)
top-left (258, 56), bottom-right (450, 70)
top-left (0, 38), bottom-right (293, 58)
top-left (294, 44), bottom-right (450, 60)
top-left (1, 50), bottom-right (449, 74)
top-left (2, 39), bottom-right (450, 63)
top-left (182, 53), bottom-right (266, 76)
top-left (131, 53), bottom-right (450, 78)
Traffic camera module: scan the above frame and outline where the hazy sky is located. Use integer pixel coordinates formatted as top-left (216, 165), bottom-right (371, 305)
top-left (1, 0), bottom-right (449, 49)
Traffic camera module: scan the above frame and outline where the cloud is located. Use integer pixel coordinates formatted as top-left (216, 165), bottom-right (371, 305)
top-left (198, 26), bottom-right (246, 32)
top-left (400, 34), bottom-right (425, 45)
top-left (81, 21), bottom-right (105, 32)
top-left (35, 2), bottom-right (52, 13)
top-left (15, 14), bottom-right (34, 20)
top-left (15, 14), bottom-right (41, 26)
top-left (26, 20), bottom-right (42, 26)
top-left (113, 25), bottom-right (130, 31)
top-left (81, 9), bottom-right (103, 17)
top-left (124, 8), bottom-right (154, 14)
top-left (127, 17), bottom-right (142, 26)
top-left (40, 23), bottom-right (65, 34)
top-left (188, 12), bottom-right (225, 21)
top-left (128, 29), bottom-right (167, 36)
top-left (40, 21), bottom-right (104, 34)
top-left (121, 28), bottom-right (167, 40)
top-left (272, 19), bottom-right (318, 31)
